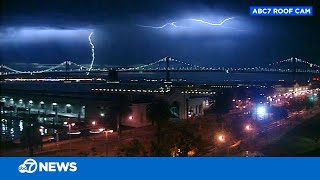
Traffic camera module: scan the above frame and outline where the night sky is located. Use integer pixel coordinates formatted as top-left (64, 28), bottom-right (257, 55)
top-left (1, 0), bottom-right (319, 67)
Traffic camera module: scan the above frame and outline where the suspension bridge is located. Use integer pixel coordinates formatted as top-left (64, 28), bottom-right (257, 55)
top-left (1, 57), bottom-right (319, 76)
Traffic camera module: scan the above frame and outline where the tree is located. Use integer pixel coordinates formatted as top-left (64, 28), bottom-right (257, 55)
top-left (210, 89), bottom-right (233, 129)
top-left (20, 115), bottom-right (42, 156)
top-left (118, 139), bottom-right (147, 157)
top-left (150, 123), bottom-right (206, 157)
top-left (305, 98), bottom-right (315, 110)
top-left (288, 98), bottom-right (304, 112)
top-left (147, 99), bottom-right (171, 143)
top-left (211, 89), bottom-right (233, 118)
top-left (109, 95), bottom-right (131, 139)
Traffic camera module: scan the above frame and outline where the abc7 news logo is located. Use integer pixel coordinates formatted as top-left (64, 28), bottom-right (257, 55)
top-left (18, 159), bottom-right (38, 174)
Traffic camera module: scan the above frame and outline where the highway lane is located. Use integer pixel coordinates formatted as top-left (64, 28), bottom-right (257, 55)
top-left (2, 126), bottom-right (155, 156)
top-left (205, 108), bottom-right (319, 156)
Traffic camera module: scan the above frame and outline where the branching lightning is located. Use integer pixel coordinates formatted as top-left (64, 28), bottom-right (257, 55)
top-left (137, 22), bottom-right (178, 29)
top-left (188, 17), bottom-right (234, 26)
top-left (87, 32), bottom-right (95, 75)
top-left (136, 17), bottom-right (235, 29)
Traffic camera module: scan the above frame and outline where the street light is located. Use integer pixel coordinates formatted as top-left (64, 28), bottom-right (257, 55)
top-left (91, 121), bottom-right (96, 125)
top-left (245, 124), bottom-right (252, 131)
top-left (244, 123), bottom-right (255, 149)
top-left (67, 122), bottom-right (76, 152)
top-left (104, 129), bottom-right (113, 156)
top-left (217, 134), bottom-right (225, 143)
top-left (256, 106), bottom-right (267, 120)
top-left (215, 133), bottom-right (230, 156)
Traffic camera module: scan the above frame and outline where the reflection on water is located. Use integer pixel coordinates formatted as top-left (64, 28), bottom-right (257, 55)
top-left (19, 120), bottom-right (23, 132)
top-left (1, 117), bottom-right (51, 141)
top-left (1, 93), bottom-right (86, 142)
top-left (1, 118), bottom-right (21, 141)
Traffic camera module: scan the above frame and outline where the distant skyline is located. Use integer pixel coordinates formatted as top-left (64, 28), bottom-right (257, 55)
top-left (1, 0), bottom-right (319, 67)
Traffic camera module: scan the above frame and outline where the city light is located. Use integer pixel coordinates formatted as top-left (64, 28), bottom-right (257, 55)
top-left (104, 129), bottom-right (114, 133)
top-left (245, 124), bottom-right (252, 131)
top-left (257, 106), bottom-right (266, 116)
top-left (1, 0), bottom-right (320, 160)
top-left (39, 126), bottom-right (44, 135)
top-left (310, 96), bottom-right (315, 102)
top-left (187, 150), bottom-right (195, 157)
top-left (217, 134), bottom-right (225, 142)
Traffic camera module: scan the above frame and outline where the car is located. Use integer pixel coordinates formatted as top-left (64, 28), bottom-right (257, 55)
top-left (67, 130), bottom-right (81, 135)
top-left (240, 151), bottom-right (265, 157)
top-left (89, 128), bottom-right (105, 134)
top-left (42, 135), bottom-right (55, 143)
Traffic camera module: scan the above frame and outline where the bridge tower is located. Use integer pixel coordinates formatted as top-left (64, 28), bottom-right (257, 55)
top-left (0, 64), bottom-right (3, 75)
top-left (165, 57), bottom-right (170, 82)
top-left (65, 60), bottom-right (70, 80)
top-left (108, 69), bottom-right (119, 82)
top-left (292, 57), bottom-right (296, 83)
top-left (0, 64), bottom-right (3, 81)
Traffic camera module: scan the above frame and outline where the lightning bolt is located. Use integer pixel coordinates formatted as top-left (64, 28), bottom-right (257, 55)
top-left (137, 17), bottom-right (235, 29)
top-left (87, 32), bottom-right (95, 75)
top-left (137, 22), bottom-right (178, 29)
top-left (188, 17), bottom-right (234, 26)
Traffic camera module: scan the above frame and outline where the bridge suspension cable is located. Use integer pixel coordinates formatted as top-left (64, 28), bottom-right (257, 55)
top-left (2, 57), bottom-right (320, 74)
top-left (126, 58), bottom-right (166, 70)
top-left (2, 65), bottom-right (25, 73)
top-left (37, 61), bottom-right (67, 73)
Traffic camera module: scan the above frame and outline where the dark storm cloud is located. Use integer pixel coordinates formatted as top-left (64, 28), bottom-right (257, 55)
top-left (1, 0), bottom-right (320, 67)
